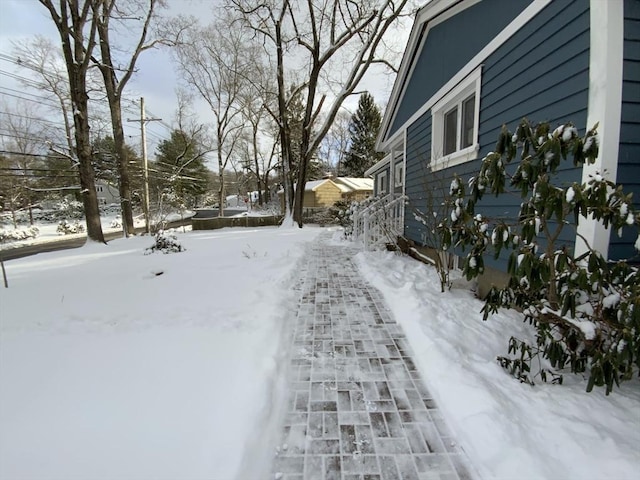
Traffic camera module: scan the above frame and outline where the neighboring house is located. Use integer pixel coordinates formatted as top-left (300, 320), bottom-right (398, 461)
top-left (95, 181), bottom-right (120, 206)
top-left (366, 0), bottom-right (639, 288)
top-left (333, 177), bottom-right (376, 202)
top-left (279, 177), bottom-right (373, 210)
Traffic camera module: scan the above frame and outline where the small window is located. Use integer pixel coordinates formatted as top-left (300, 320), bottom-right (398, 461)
top-left (461, 95), bottom-right (475, 148)
top-left (443, 107), bottom-right (458, 155)
top-left (377, 172), bottom-right (387, 195)
top-left (394, 162), bottom-right (404, 188)
top-left (431, 66), bottom-right (482, 170)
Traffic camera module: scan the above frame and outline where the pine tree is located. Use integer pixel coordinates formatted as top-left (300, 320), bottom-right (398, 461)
top-left (342, 92), bottom-right (384, 177)
top-left (154, 130), bottom-right (210, 209)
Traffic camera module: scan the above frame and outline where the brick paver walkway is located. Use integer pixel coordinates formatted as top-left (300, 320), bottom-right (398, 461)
top-left (270, 233), bottom-right (474, 480)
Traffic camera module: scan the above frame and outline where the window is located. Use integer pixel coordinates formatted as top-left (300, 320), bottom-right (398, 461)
top-left (443, 107), bottom-right (458, 155)
top-left (431, 66), bottom-right (482, 170)
top-left (393, 148), bottom-right (404, 188)
top-left (461, 95), bottom-right (475, 148)
top-left (377, 172), bottom-right (387, 195)
top-left (394, 162), bottom-right (404, 188)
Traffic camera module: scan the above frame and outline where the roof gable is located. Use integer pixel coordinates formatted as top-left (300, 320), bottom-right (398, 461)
top-left (378, 0), bottom-right (533, 149)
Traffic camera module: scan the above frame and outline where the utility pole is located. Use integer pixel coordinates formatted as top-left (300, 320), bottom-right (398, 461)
top-left (128, 97), bottom-right (161, 233)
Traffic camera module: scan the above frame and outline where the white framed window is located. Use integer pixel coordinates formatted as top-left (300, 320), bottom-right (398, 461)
top-left (392, 148), bottom-right (404, 188)
top-left (394, 162), bottom-right (404, 188)
top-left (377, 171), bottom-right (387, 195)
top-left (431, 65), bottom-right (482, 170)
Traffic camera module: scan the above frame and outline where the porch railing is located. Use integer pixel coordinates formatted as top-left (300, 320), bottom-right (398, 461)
top-left (352, 193), bottom-right (405, 250)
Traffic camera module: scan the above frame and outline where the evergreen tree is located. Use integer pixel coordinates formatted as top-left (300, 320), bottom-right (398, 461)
top-left (342, 92), bottom-right (384, 177)
top-left (92, 136), bottom-right (144, 208)
top-left (154, 130), bottom-right (210, 209)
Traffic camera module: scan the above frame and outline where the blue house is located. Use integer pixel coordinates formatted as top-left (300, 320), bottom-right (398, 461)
top-left (366, 0), bottom-right (639, 292)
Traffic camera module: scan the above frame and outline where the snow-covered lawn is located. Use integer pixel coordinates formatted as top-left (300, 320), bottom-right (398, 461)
top-left (1, 227), bottom-right (638, 480)
top-left (0, 226), bottom-right (322, 480)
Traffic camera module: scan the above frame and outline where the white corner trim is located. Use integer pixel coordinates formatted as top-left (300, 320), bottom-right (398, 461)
top-left (575, 0), bottom-right (624, 259)
top-left (378, 0), bottom-right (553, 152)
top-left (402, 129), bottom-right (408, 197)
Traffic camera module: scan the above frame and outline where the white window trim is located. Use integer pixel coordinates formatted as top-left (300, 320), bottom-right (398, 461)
top-left (377, 171), bottom-right (388, 195)
top-left (390, 142), bottom-right (404, 188)
top-left (431, 66), bottom-right (482, 171)
top-left (394, 161), bottom-right (404, 188)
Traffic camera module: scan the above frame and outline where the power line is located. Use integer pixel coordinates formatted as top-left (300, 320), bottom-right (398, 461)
top-left (0, 149), bottom-right (70, 159)
top-left (0, 110), bottom-right (68, 127)
top-left (0, 167), bottom-right (77, 174)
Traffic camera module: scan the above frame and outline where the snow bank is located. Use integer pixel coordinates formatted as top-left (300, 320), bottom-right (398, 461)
top-left (356, 250), bottom-right (640, 480)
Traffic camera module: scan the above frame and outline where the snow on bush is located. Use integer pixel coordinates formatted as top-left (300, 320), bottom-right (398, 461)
top-left (437, 119), bottom-right (639, 394)
top-left (0, 226), bottom-right (39, 244)
top-left (37, 200), bottom-right (84, 222)
top-left (110, 216), bottom-right (122, 229)
top-left (56, 220), bottom-right (85, 235)
top-left (144, 230), bottom-right (185, 255)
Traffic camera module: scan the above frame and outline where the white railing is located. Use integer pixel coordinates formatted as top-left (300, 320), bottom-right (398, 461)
top-left (352, 193), bottom-right (405, 250)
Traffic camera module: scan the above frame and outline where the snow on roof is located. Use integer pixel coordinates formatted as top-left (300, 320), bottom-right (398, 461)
top-left (333, 177), bottom-right (374, 191)
top-left (277, 177), bottom-right (373, 194)
top-left (305, 179), bottom-right (329, 191)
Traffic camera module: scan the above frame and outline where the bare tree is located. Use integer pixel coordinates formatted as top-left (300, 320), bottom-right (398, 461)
top-left (37, 0), bottom-right (105, 243)
top-left (170, 11), bottom-right (256, 217)
top-left (0, 101), bottom-right (49, 226)
top-left (231, 0), bottom-right (413, 226)
top-left (91, 0), bottom-right (171, 236)
top-left (11, 36), bottom-right (76, 154)
top-left (236, 60), bottom-right (282, 206)
top-left (320, 108), bottom-right (351, 175)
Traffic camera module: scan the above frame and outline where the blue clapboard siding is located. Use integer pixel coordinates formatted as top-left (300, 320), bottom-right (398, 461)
top-left (388, 0), bottom-right (532, 138)
top-left (610, 0), bottom-right (640, 262)
top-left (403, 0), bottom-right (590, 272)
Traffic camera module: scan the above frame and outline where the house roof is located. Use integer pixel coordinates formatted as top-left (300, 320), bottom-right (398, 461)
top-left (332, 177), bottom-right (374, 191)
top-left (364, 154), bottom-right (391, 177)
top-left (302, 179), bottom-right (346, 193)
top-left (278, 177), bottom-right (373, 194)
top-left (377, 0), bottom-right (464, 151)
top-left (377, 0), bottom-right (540, 151)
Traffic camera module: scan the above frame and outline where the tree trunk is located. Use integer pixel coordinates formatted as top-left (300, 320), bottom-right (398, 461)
top-left (76, 126), bottom-right (104, 242)
top-left (275, 14), bottom-right (293, 221)
top-left (40, 0), bottom-right (105, 243)
top-left (252, 127), bottom-right (263, 206)
top-left (218, 147), bottom-right (225, 217)
top-left (96, 15), bottom-right (135, 237)
top-left (109, 97), bottom-right (135, 236)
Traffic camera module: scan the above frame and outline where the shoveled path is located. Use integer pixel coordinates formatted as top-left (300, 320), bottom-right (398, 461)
top-left (270, 233), bottom-right (474, 480)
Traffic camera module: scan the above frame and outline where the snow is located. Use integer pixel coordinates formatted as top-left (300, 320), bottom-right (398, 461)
top-left (355, 249), bottom-right (640, 480)
top-left (1, 226), bottom-right (639, 480)
top-left (566, 186), bottom-right (575, 203)
top-left (1, 226), bottom-right (322, 480)
top-left (450, 178), bottom-right (460, 195)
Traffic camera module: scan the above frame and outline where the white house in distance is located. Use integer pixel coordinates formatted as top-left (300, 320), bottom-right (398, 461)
top-left (95, 181), bottom-right (120, 206)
